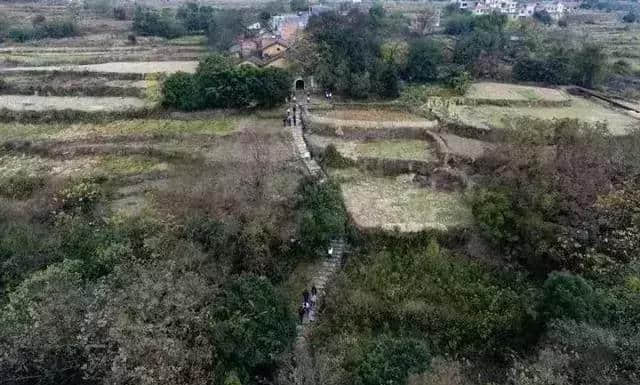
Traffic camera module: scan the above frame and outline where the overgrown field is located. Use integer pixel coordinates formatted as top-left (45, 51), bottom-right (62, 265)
top-left (448, 94), bottom-right (638, 135)
top-left (307, 134), bottom-right (437, 162)
top-left (1, 60), bottom-right (199, 75)
top-left (329, 168), bottom-right (470, 232)
top-left (465, 82), bottom-right (569, 102)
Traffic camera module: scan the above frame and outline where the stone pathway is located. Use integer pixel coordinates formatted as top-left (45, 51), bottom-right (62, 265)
top-left (292, 103), bottom-right (324, 179)
top-left (287, 97), bottom-right (345, 385)
top-left (293, 238), bottom-right (345, 385)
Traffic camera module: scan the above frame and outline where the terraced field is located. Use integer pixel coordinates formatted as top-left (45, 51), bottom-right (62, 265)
top-left (0, 95), bottom-right (152, 112)
top-left (0, 61), bottom-right (199, 75)
top-left (330, 168), bottom-right (471, 232)
top-left (305, 103), bottom-right (472, 233)
top-left (306, 135), bottom-right (437, 162)
top-left (449, 94), bottom-right (638, 135)
top-left (0, 114), bottom-right (302, 217)
top-left (465, 82), bottom-right (569, 102)
top-left (314, 108), bottom-right (427, 121)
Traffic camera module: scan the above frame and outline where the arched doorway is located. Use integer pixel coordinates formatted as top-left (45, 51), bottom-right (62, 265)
top-left (295, 79), bottom-right (305, 90)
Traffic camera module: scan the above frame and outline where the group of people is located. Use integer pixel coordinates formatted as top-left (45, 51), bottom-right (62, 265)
top-left (298, 286), bottom-right (318, 324)
top-left (283, 93), bottom-right (314, 127)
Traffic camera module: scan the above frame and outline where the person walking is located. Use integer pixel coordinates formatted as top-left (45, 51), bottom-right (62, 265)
top-left (293, 113), bottom-right (297, 126)
top-left (298, 305), bottom-right (305, 324)
top-left (302, 289), bottom-right (310, 306)
top-left (310, 286), bottom-right (317, 308)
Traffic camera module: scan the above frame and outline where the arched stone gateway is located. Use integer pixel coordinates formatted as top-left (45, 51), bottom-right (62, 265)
top-left (295, 79), bottom-right (305, 90)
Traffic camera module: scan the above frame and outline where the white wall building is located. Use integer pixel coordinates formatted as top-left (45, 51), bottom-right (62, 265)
top-left (450, 0), bottom-right (575, 19)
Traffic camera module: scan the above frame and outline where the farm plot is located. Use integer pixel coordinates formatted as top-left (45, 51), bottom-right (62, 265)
top-left (306, 134), bottom-right (437, 162)
top-left (449, 95), bottom-right (638, 135)
top-left (0, 74), bottom-right (147, 97)
top-left (0, 95), bottom-right (152, 112)
top-left (0, 61), bottom-right (199, 75)
top-left (0, 118), bottom-right (236, 142)
top-left (330, 168), bottom-right (471, 232)
top-left (314, 108), bottom-right (427, 122)
top-left (465, 82), bottom-right (569, 102)
top-left (0, 114), bottom-right (303, 219)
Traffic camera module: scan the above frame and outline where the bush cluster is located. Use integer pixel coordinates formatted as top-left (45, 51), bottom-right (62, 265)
top-left (295, 177), bottom-right (347, 256)
top-left (513, 44), bottom-right (607, 87)
top-left (162, 55), bottom-right (292, 110)
top-left (132, 5), bottom-right (185, 39)
top-left (6, 18), bottom-right (79, 42)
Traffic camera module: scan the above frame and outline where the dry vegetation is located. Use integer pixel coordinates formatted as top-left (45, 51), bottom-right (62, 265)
top-left (450, 94), bottom-right (639, 135)
top-left (330, 168), bottom-right (471, 232)
top-left (465, 82), bottom-right (569, 102)
top-left (1, 60), bottom-right (199, 74)
top-left (0, 94), bottom-right (152, 111)
top-left (307, 134), bottom-right (437, 162)
top-left (315, 108), bottom-right (427, 122)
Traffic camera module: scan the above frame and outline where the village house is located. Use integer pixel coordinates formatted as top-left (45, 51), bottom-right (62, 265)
top-left (451, 0), bottom-right (579, 19)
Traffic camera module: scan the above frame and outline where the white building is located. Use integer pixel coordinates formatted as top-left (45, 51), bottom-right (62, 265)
top-left (451, 0), bottom-right (575, 19)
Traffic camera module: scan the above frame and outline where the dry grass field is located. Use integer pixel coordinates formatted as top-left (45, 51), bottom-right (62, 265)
top-left (0, 95), bottom-right (152, 111)
top-left (315, 108), bottom-right (427, 122)
top-left (1, 61), bottom-right (199, 75)
top-left (330, 168), bottom-right (471, 232)
top-left (306, 134), bottom-right (437, 162)
top-left (465, 82), bottom-right (569, 102)
top-left (450, 95), bottom-right (639, 135)
top-left (0, 114), bottom-right (302, 218)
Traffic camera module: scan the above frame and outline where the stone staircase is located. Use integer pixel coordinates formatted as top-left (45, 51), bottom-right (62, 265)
top-left (287, 98), bottom-right (346, 385)
top-left (292, 103), bottom-right (324, 179)
top-left (293, 238), bottom-right (346, 385)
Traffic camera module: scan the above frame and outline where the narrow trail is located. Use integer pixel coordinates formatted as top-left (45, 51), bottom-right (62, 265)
top-left (288, 97), bottom-right (345, 385)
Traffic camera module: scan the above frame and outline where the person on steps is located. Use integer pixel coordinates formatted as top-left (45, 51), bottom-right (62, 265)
top-left (310, 286), bottom-right (317, 308)
top-left (302, 289), bottom-right (310, 306)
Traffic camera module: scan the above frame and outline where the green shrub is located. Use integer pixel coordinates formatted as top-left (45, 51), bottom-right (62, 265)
top-left (444, 13), bottom-right (475, 35)
top-left (0, 222), bottom-right (59, 288)
top-left (406, 39), bottom-right (443, 82)
top-left (446, 70), bottom-right (471, 95)
top-left (56, 181), bottom-right (102, 213)
top-left (162, 55), bottom-right (292, 111)
top-left (133, 6), bottom-right (185, 38)
top-left (622, 11), bottom-right (637, 23)
top-left (541, 271), bottom-right (607, 323)
top-left (0, 172), bottom-right (45, 199)
top-left (162, 71), bottom-right (202, 110)
top-left (184, 216), bottom-right (292, 281)
top-left (296, 178), bottom-right (347, 256)
top-left (176, 2), bottom-right (214, 33)
top-left (355, 336), bottom-right (430, 385)
top-left (0, 259), bottom-right (87, 384)
top-left (6, 18), bottom-right (79, 42)
top-left (319, 241), bottom-right (536, 355)
top-left (322, 144), bottom-right (354, 168)
top-left (113, 6), bottom-right (127, 20)
top-left (212, 275), bottom-right (296, 384)
top-left (470, 188), bottom-right (517, 246)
